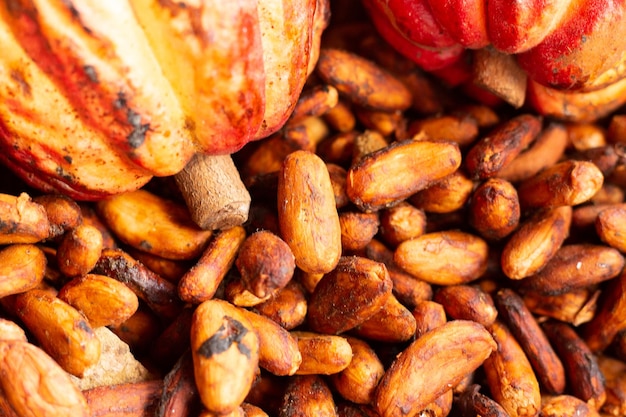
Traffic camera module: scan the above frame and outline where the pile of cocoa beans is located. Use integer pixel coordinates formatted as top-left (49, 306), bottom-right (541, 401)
top-left (3, 3), bottom-right (626, 417)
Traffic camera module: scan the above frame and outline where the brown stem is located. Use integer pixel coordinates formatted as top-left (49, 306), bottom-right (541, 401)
top-left (174, 153), bottom-right (251, 231)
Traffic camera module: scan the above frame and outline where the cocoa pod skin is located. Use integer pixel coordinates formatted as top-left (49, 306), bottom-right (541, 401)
top-left (494, 288), bottom-right (566, 395)
top-left (278, 375), bottom-right (337, 417)
top-left (346, 139), bottom-right (462, 212)
top-left (0, 340), bottom-right (89, 417)
top-left (190, 299), bottom-right (259, 415)
top-left (394, 231), bottom-right (489, 286)
top-left (518, 244), bottom-right (625, 295)
top-left (542, 320), bottom-right (606, 410)
top-left (0, 244), bottom-right (46, 298)
top-left (483, 321), bottom-right (542, 417)
top-left (465, 114), bottom-right (542, 180)
top-left (374, 320), bottom-right (496, 417)
top-left (277, 150), bottom-right (341, 275)
top-left (307, 256), bottom-right (392, 335)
